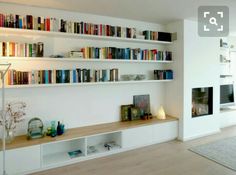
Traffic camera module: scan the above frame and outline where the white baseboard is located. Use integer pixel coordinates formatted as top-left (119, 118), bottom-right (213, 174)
top-left (181, 129), bottom-right (221, 142)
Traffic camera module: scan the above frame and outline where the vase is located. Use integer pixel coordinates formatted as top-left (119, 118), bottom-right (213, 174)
top-left (5, 128), bottom-right (15, 143)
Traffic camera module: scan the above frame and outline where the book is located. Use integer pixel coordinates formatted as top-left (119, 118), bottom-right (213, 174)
top-left (68, 149), bottom-right (82, 159)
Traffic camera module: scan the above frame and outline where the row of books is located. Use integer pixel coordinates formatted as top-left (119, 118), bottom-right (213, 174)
top-left (154, 70), bottom-right (173, 80)
top-left (6, 68), bottom-right (119, 85)
top-left (0, 13), bottom-right (137, 38)
top-left (80, 47), bottom-right (172, 61)
top-left (0, 13), bottom-right (172, 41)
top-left (0, 41), bottom-right (44, 57)
top-left (143, 31), bottom-right (172, 42)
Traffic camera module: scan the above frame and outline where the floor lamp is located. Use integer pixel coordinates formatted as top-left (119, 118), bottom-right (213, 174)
top-left (0, 63), bottom-right (11, 175)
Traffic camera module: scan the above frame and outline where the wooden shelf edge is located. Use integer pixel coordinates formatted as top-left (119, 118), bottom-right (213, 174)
top-left (0, 27), bottom-right (173, 45)
top-left (1, 115), bottom-right (178, 151)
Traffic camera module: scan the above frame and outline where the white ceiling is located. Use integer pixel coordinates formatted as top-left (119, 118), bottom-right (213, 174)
top-left (1, 0), bottom-right (236, 32)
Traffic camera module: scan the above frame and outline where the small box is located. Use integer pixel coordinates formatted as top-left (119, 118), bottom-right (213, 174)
top-left (69, 51), bottom-right (83, 58)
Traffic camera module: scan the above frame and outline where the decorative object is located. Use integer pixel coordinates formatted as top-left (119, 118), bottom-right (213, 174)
top-left (0, 102), bottom-right (26, 142)
top-left (57, 121), bottom-right (65, 135)
top-left (120, 104), bottom-right (133, 121)
top-left (27, 117), bottom-right (44, 140)
top-left (133, 94), bottom-right (150, 116)
top-left (104, 141), bottom-right (121, 151)
top-left (157, 106), bottom-right (166, 120)
top-left (50, 121), bottom-right (57, 137)
top-left (135, 74), bottom-right (146, 80)
top-left (121, 74), bottom-right (146, 81)
top-left (0, 63), bottom-right (11, 175)
top-left (130, 107), bottom-right (141, 120)
top-left (142, 113), bottom-right (153, 120)
top-left (0, 101), bottom-right (26, 143)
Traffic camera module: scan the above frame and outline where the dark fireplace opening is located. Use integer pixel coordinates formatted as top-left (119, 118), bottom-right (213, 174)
top-left (192, 87), bottom-right (213, 118)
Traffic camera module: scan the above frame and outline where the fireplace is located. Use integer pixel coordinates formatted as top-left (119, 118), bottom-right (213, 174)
top-left (192, 87), bottom-right (213, 118)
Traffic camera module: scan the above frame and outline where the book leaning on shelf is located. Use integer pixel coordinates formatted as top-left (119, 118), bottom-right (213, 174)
top-left (5, 68), bottom-right (119, 86)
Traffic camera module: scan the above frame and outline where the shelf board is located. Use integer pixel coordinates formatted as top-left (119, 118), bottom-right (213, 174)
top-left (43, 151), bottom-right (85, 167)
top-left (87, 144), bottom-right (121, 157)
top-left (0, 27), bottom-right (172, 45)
top-left (3, 115), bottom-right (178, 151)
top-left (4, 80), bottom-right (173, 89)
top-left (0, 57), bottom-right (173, 63)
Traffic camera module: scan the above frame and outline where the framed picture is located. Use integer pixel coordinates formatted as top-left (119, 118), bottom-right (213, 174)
top-left (120, 104), bottom-right (133, 121)
top-left (130, 107), bottom-right (141, 120)
top-left (133, 94), bottom-right (150, 116)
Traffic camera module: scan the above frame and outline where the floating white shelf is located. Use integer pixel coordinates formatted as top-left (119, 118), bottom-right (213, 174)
top-left (0, 27), bottom-right (172, 45)
top-left (4, 80), bottom-right (173, 89)
top-left (0, 56), bottom-right (173, 63)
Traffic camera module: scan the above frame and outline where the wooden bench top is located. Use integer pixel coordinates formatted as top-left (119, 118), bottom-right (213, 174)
top-left (1, 115), bottom-right (178, 150)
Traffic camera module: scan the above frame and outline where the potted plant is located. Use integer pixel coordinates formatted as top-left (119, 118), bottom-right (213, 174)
top-left (0, 101), bottom-right (26, 143)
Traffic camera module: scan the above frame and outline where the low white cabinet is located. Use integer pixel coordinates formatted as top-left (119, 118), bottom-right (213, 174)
top-left (122, 121), bottom-right (178, 149)
top-left (122, 125), bottom-right (153, 148)
top-left (0, 145), bottom-right (41, 175)
top-left (1, 119), bottom-right (178, 175)
top-left (152, 121), bottom-right (178, 143)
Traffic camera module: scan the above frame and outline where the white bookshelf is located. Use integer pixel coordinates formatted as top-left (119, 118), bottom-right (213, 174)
top-left (0, 56), bottom-right (173, 63)
top-left (0, 27), bottom-right (172, 45)
top-left (4, 80), bottom-right (173, 89)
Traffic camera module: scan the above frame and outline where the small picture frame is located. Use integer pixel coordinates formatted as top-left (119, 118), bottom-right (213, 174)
top-left (130, 107), bottom-right (141, 121)
top-left (120, 104), bottom-right (133, 121)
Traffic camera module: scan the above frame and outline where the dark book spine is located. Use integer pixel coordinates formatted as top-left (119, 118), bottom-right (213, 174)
top-left (38, 17), bottom-right (41, 30)
top-left (76, 69), bottom-right (81, 82)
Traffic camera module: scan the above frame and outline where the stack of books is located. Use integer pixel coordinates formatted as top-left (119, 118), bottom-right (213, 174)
top-left (154, 70), bottom-right (173, 80)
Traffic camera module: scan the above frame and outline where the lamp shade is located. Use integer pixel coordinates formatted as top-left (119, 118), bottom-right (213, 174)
top-left (157, 106), bottom-right (166, 120)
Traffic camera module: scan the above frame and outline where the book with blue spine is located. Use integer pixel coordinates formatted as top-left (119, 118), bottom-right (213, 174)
top-left (45, 70), bottom-right (49, 84)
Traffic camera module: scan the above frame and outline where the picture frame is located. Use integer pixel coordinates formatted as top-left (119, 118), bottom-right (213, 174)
top-left (130, 107), bottom-right (141, 120)
top-left (133, 94), bottom-right (150, 116)
top-left (120, 104), bottom-right (133, 121)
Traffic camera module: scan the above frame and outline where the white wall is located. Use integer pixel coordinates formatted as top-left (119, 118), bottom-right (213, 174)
top-left (182, 20), bottom-right (220, 140)
top-left (165, 21), bottom-right (184, 139)
top-left (0, 3), bottom-right (173, 135)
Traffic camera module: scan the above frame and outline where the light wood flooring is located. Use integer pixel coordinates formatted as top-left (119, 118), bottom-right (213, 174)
top-left (32, 125), bottom-right (236, 175)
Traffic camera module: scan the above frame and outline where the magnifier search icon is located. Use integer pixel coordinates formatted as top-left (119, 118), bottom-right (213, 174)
top-left (209, 17), bottom-right (218, 26)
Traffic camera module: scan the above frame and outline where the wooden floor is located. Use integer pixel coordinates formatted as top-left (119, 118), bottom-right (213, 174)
top-left (32, 126), bottom-right (236, 175)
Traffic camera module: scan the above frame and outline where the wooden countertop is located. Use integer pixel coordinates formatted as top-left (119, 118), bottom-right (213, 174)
top-left (1, 115), bottom-right (178, 150)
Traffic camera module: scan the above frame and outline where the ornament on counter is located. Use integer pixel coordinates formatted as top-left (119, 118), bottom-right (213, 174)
top-left (157, 106), bottom-right (166, 120)
top-left (27, 117), bottom-right (44, 140)
top-left (57, 121), bottom-right (65, 135)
